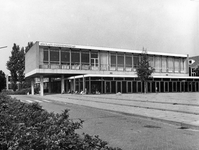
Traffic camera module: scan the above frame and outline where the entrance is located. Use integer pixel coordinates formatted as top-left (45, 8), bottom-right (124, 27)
top-left (116, 81), bottom-right (122, 93)
top-left (127, 81), bottom-right (132, 93)
top-left (105, 81), bottom-right (111, 93)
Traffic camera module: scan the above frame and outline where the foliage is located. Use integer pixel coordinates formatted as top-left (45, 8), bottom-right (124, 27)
top-left (0, 70), bottom-right (6, 92)
top-left (136, 48), bottom-right (155, 93)
top-left (6, 44), bottom-right (20, 91)
top-left (6, 42), bottom-right (33, 91)
top-left (0, 94), bottom-right (121, 150)
top-left (25, 42), bottom-right (34, 53)
top-left (192, 66), bottom-right (199, 76)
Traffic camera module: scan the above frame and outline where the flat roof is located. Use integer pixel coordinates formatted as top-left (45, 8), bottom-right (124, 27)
top-left (38, 41), bottom-right (187, 58)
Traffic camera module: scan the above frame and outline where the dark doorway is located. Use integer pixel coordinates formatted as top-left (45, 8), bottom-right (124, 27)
top-left (117, 81), bottom-right (122, 93)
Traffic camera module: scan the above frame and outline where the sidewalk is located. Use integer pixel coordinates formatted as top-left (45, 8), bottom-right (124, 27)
top-left (33, 92), bottom-right (199, 130)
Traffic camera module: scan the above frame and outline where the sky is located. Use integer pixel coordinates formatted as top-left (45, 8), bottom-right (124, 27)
top-left (0, 0), bottom-right (198, 75)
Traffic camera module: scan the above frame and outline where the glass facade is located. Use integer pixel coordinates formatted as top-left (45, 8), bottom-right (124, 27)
top-left (41, 47), bottom-right (187, 74)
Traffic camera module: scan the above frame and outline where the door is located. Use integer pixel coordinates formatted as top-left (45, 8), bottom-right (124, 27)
top-left (91, 58), bottom-right (99, 70)
top-left (116, 81), bottom-right (122, 93)
top-left (105, 81), bottom-right (111, 93)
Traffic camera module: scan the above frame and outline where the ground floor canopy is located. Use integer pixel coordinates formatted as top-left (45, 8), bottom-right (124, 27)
top-left (31, 74), bottom-right (199, 96)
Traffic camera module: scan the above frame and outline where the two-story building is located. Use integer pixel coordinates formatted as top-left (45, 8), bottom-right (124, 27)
top-left (25, 41), bottom-right (199, 96)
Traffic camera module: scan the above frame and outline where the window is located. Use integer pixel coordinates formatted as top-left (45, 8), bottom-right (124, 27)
top-left (133, 55), bottom-right (139, 69)
top-left (162, 56), bottom-right (167, 72)
top-left (168, 57), bottom-right (174, 72)
top-left (111, 53), bottom-right (116, 67)
top-left (81, 51), bottom-right (89, 69)
top-left (126, 55), bottom-right (132, 68)
top-left (61, 50), bottom-right (70, 64)
top-left (71, 50), bottom-right (80, 64)
top-left (71, 50), bottom-right (80, 69)
top-left (117, 53), bottom-right (124, 69)
top-left (43, 49), bottom-right (48, 62)
top-left (154, 56), bottom-right (161, 72)
top-left (174, 58), bottom-right (180, 72)
top-left (50, 49), bottom-right (59, 63)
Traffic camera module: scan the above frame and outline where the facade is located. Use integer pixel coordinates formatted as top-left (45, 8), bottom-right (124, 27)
top-left (189, 56), bottom-right (199, 76)
top-left (25, 41), bottom-right (199, 96)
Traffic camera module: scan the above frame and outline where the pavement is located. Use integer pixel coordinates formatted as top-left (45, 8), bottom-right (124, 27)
top-left (28, 92), bottom-right (199, 130)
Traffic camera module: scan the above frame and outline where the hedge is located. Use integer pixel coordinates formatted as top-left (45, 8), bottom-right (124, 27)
top-left (0, 93), bottom-right (121, 150)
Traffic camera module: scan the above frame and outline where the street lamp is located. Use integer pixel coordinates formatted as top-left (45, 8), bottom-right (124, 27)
top-left (0, 46), bottom-right (7, 49)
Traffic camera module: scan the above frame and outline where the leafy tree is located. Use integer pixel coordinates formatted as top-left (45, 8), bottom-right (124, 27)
top-left (0, 70), bottom-right (6, 92)
top-left (25, 42), bottom-right (33, 53)
top-left (136, 48), bottom-right (155, 93)
top-left (17, 47), bottom-right (25, 90)
top-left (6, 42), bottom-right (33, 91)
top-left (6, 44), bottom-right (20, 91)
top-left (0, 93), bottom-right (121, 150)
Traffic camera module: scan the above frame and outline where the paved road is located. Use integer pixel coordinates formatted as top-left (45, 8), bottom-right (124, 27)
top-left (12, 94), bottom-right (199, 150)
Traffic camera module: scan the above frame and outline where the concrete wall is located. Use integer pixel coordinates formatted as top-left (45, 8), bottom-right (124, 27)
top-left (25, 42), bottom-right (39, 75)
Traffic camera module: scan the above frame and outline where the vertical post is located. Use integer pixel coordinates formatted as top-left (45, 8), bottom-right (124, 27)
top-left (61, 75), bottom-right (65, 94)
top-left (83, 75), bottom-right (85, 93)
top-left (48, 77), bottom-right (51, 93)
top-left (40, 75), bottom-right (44, 96)
top-left (31, 79), bottom-right (34, 95)
top-left (89, 77), bottom-right (91, 94)
top-left (73, 76), bottom-right (76, 92)
top-left (186, 54), bottom-right (189, 74)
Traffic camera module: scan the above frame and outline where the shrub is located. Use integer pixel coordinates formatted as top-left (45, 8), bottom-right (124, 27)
top-left (0, 93), bottom-right (121, 150)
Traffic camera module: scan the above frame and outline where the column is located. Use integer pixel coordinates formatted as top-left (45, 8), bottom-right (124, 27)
top-left (89, 77), bottom-right (91, 94)
top-left (83, 75), bottom-right (85, 93)
top-left (73, 77), bottom-right (76, 92)
top-left (31, 79), bottom-right (34, 95)
top-left (61, 75), bottom-right (65, 94)
top-left (48, 77), bottom-right (51, 93)
top-left (40, 75), bottom-right (44, 96)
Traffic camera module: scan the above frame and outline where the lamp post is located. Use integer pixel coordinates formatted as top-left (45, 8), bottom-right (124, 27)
top-left (0, 46), bottom-right (7, 49)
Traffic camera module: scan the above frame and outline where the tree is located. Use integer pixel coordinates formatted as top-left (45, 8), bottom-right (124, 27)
top-left (7, 43), bottom-right (20, 91)
top-left (25, 42), bottom-right (33, 53)
top-left (0, 70), bottom-right (6, 92)
top-left (136, 48), bottom-right (155, 93)
top-left (17, 47), bottom-right (25, 89)
top-left (6, 42), bottom-right (34, 91)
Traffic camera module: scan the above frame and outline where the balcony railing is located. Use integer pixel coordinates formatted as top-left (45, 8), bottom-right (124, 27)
top-left (39, 63), bottom-right (186, 74)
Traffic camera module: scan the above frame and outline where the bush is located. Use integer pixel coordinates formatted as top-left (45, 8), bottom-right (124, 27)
top-left (0, 93), bottom-right (121, 150)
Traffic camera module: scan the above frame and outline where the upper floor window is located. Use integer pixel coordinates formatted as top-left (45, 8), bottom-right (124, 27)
top-left (162, 56), bottom-right (167, 72)
top-left (43, 49), bottom-right (48, 62)
top-left (126, 55), bottom-right (132, 68)
top-left (117, 53), bottom-right (124, 68)
top-left (50, 49), bottom-right (59, 63)
top-left (71, 50), bottom-right (80, 65)
top-left (168, 57), bottom-right (174, 72)
top-left (61, 49), bottom-right (70, 64)
top-left (133, 55), bottom-right (139, 69)
top-left (110, 53), bottom-right (116, 67)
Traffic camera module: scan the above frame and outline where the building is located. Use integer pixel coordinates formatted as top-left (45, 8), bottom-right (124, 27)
top-left (189, 56), bottom-right (199, 76)
top-left (25, 41), bottom-right (199, 96)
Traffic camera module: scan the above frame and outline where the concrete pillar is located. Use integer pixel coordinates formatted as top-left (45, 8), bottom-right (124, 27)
top-left (48, 77), bottom-right (51, 93)
top-left (61, 75), bottom-right (65, 93)
top-left (83, 75), bottom-right (85, 93)
top-left (73, 77), bottom-right (76, 92)
top-left (31, 79), bottom-right (34, 95)
top-left (40, 75), bottom-right (44, 96)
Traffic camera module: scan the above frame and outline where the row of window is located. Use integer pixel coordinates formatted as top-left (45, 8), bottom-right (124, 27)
top-left (41, 48), bottom-right (187, 73)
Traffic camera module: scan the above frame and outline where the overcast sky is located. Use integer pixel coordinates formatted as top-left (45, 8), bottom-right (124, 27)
top-left (0, 0), bottom-right (198, 74)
